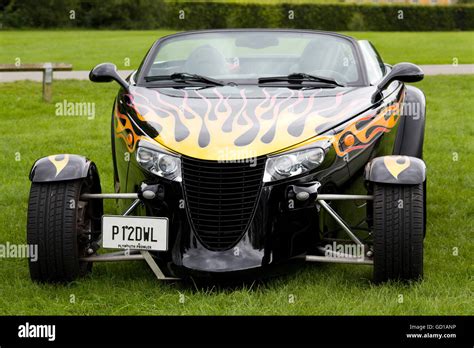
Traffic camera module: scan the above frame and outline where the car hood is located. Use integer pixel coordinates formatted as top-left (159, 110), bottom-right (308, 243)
top-left (126, 85), bottom-right (376, 160)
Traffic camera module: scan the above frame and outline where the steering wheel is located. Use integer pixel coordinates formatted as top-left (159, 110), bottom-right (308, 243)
top-left (308, 69), bottom-right (347, 84)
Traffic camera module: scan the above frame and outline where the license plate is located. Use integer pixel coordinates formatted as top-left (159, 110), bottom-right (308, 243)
top-left (102, 216), bottom-right (168, 251)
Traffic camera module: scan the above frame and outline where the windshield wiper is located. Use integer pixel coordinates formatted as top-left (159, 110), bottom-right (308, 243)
top-left (258, 73), bottom-right (344, 87)
top-left (145, 72), bottom-right (229, 86)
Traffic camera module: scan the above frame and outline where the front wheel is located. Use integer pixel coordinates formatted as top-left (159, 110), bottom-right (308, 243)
top-left (27, 179), bottom-right (101, 283)
top-left (372, 183), bottom-right (425, 283)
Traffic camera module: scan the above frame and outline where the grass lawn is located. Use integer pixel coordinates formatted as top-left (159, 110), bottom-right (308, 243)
top-left (170, 0), bottom-right (342, 2)
top-left (1, 30), bottom-right (473, 70)
top-left (0, 75), bottom-right (472, 315)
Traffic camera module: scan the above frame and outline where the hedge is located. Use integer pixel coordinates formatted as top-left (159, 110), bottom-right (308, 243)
top-left (1, 0), bottom-right (473, 31)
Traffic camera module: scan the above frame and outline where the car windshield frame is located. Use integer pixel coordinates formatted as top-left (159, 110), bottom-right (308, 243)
top-left (135, 29), bottom-right (369, 88)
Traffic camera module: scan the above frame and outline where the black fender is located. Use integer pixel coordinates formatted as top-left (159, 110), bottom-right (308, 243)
top-left (29, 154), bottom-right (99, 184)
top-left (393, 85), bottom-right (426, 158)
top-left (365, 155), bottom-right (426, 185)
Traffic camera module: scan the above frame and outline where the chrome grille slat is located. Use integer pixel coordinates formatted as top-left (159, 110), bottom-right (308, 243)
top-left (182, 156), bottom-right (265, 251)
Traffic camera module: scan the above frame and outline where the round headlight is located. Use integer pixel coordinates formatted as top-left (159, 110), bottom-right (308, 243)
top-left (137, 148), bottom-right (154, 163)
top-left (158, 155), bottom-right (178, 174)
top-left (136, 142), bottom-right (182, 182)
top-left (274, 155), bottom-right (294, 176)
top-left (263, 146), bottom-right (326, 183)
top-left (305, 148), bottom-right (325, 165)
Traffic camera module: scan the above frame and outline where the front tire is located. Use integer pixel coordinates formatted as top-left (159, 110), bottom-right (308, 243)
top-left (372, 183), bottom-right (424, 283)
top-left (27, 179), bottom-right (101, 283)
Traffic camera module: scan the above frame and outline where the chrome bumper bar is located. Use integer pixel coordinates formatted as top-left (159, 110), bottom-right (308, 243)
top-left (81, 192), bottom-right (374, 201)
top-left (80, 192), bottom-right (374, 272)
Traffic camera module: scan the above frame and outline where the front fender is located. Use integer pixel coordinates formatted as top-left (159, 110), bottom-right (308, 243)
top-left (365, 155), bottom-right (426, 185)
top-left (393, 85), bottom-right (426, 158)
top-left (29, 154), bottom-right (97, 183)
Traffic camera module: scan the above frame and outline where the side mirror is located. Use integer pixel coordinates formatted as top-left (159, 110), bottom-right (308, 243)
top-left (89, 63), bottom-right (129, 91)
top-left (372, 62), bottom-right (424, 103)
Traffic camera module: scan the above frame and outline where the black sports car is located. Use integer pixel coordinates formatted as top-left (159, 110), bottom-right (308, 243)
top-left (27, 29), bottom-right (427, 283)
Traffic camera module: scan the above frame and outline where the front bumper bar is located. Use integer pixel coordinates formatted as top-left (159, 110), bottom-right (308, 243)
top-left (80, 191), bottom-right (375, 279)
top-left (81, 193), bottom-right (374, 201)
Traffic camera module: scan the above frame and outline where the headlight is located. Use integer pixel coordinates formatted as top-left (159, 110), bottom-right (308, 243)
top-left (136, 145), bottom-right (182, 182)
top-left (263, 147), bottom-right (325, 183)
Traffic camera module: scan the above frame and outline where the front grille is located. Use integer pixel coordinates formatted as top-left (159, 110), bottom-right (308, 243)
top-left (182, 156), bottom-right (266, 251)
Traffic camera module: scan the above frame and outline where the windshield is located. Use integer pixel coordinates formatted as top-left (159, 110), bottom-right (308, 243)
top-left (143, 31), bottom-right (362, 85)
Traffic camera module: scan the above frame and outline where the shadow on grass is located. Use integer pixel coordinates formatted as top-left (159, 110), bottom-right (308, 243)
top-left (17, 254), bottom-right (419, 296)
top-left (85, 257), bottom-right (381, 293)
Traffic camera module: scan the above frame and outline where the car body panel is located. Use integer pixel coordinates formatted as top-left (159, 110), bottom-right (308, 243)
top-left (114, 81), bottom-right (404, 160)
top-left (393, 85), bottom-right (426, 158)
top-left (30, 154), bottom-right (95, 182)
top-left (120, 85), bottom-right (376, 160)
top-left (365, 155), bottom-right (426, 185)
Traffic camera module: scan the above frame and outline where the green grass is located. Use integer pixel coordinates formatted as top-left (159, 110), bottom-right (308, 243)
top-left (0, 75), bottom-right (472, 315)
top-left (169, 0), bottom-right (343, 3)
top-left (168, 0), bottom-right (462, 3)
top-left (1, 30), bottom-right (473, 70)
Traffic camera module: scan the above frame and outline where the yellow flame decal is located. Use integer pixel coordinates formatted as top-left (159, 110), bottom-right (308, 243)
top-left (384, 156), bottom-right (411, 179)
top-left (115, 88), bottom-right (404, 161)
top-left (48, 154), bottom-right (70, 177)
top-left (332, 99), bottom-right (402, 157)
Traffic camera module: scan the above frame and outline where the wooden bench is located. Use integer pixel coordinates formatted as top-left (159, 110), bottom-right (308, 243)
top-left (0, 63), bottom-right (73, 102)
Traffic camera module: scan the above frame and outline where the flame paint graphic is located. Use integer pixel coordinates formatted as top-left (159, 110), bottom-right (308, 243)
top-left (114, 87), bottom-right (403, 160)
top-left (384, 155), bottom-right (411, 179)
top-left (330, 95), bottom-right (403, 157)
top-left (115, 102), bottom-right (141, 152)
top-left (48, 154), bottom-right (70, 176)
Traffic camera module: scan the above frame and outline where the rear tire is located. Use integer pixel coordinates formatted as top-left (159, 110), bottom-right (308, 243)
top-left (372, 183), bottom-right (424, 283)
top-left (27, 179), bottom-right (100, 283)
